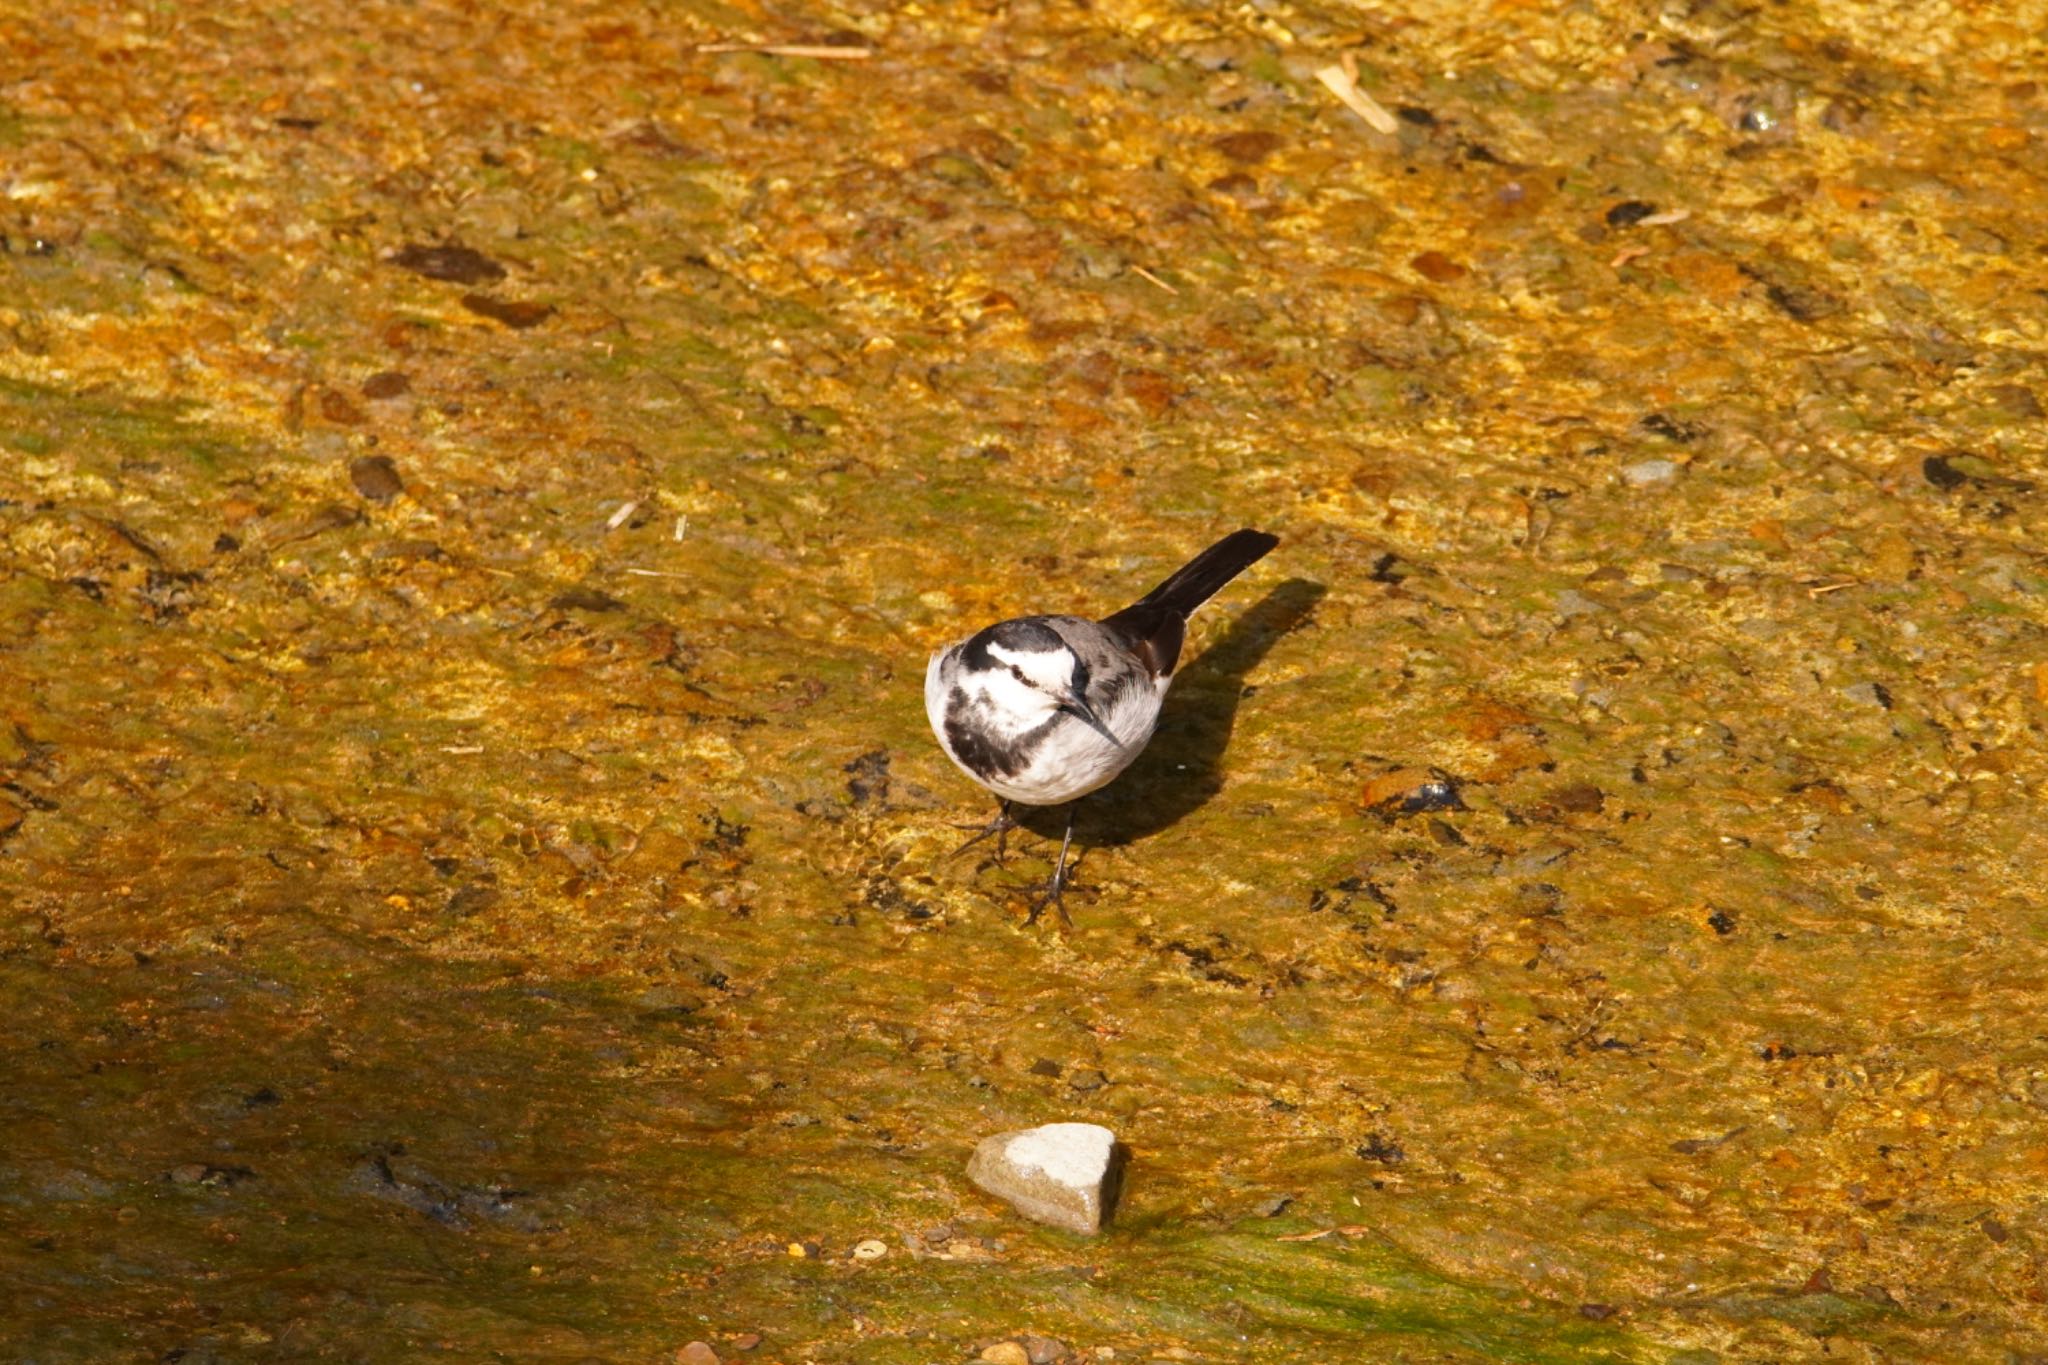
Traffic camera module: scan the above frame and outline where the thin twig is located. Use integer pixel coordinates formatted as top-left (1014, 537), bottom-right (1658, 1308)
top-left (1132, 265), bottom-right (1180, 295)
top-left (697, 42), bottom-right (874, 59)
top-left (1315, 63), bottom-right (1398, 134)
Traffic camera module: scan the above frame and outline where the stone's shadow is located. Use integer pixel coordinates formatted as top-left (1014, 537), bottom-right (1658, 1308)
top-left (1014, 578), bottom-right (1327, 849)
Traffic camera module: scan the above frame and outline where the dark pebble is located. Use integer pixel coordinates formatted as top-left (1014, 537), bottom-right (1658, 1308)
top-left (1549, 783), bottom-right (1604, 813)
top-left (362, 370), bottom-right (412, 399)
top-left (1213, 130), bottom-right (1284, 164)
top-left (390, 241), bottom-right (506, 284)
top-left (1605, 200), bottom-right (1657, 227)
top-left (348, 455), bottom-right (404, 502)
top-left (460, 293), bottom-right (555, 329)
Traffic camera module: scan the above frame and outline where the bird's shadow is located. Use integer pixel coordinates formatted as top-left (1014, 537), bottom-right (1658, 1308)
top-left (1015, 577), bottom-right (1326, 850)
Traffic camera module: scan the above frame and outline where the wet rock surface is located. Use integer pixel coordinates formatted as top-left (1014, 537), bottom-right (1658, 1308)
top-left (0, 0), bottom-right (2044, 1361)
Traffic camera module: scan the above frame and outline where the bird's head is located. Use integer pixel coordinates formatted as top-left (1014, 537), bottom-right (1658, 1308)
top-left (957, 620), bottom-right (1119, 746)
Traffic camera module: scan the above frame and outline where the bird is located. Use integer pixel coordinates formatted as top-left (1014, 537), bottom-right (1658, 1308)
top-left (924, 527), bottom-right (1279, 920)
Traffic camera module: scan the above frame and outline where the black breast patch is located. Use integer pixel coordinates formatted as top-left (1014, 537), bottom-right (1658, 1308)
top-left (944, 686), bottom-right (1053, 781)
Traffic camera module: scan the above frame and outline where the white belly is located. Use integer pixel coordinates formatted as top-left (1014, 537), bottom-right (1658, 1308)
top-left (985, 695), bottom-right (1161, 804)
top-left (929, 659), bottom-right (1167, 806)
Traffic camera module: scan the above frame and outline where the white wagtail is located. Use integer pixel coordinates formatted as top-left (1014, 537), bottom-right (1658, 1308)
top-left (925, 527), bottom-right (1279, 919)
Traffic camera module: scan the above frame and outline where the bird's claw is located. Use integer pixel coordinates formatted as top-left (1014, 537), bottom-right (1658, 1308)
top-left (949, 803), bottom-right (1018, 866)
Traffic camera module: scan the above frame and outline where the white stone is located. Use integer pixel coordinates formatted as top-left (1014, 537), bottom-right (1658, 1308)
top-left (1623, 458), bottom-right (1680, 486)
top-left (966, 1122), bottom-right (1124, 1234)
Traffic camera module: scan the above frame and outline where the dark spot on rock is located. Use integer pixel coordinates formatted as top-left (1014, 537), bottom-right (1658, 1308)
top-left (1354, 1133), bottom-right (1405, 1164)
top-left (699, 811), bottom-right (749, 851)
top-left (843, 749), bottom-right (890, 805)
top-left (1549, 783), bottom-right (1605, 813)
top-left (1708, 907), bottom-right (1737, 935)
top-left (1606, 200), bottom-right (1657, 227)
top-left (549, 586), bottom-right (625, 612)
top-left (1426, 818), bottom-right (1466, 846)
top-left (1579, 1303), bottom-right (1616, 1321)
top-left (446, 885), bottom-right (500, 918)
top-left (1639, 412), bottom-right (1703, 442)
top-left (1368, 552), bottom-right (1423, 583)
top-left (362, 370), bottom-right (412, 400)
top-left (1760, 1042), bottom-right (1797, 1061)
top-left (1029, 1058), bottom-right (1061, 1077)
top-left (1213, 130), bottom-right (1284, 164)
top-left (1396, 105), bottom-right (1437, 127)
top-left (1923, 455), bottom-right (1968, 490)
top-left (348, 455), bottom-right (404, 502)
top-left (1762, 279), bottom-right (1844, 322)
top-left (460, 293), bottom-right (554, 329)
top-left (391, 241), bottom-right (506, 284)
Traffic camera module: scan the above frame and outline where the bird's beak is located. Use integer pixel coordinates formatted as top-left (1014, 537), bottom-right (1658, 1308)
top-left (1060, 693), bottom-right (1121, 748)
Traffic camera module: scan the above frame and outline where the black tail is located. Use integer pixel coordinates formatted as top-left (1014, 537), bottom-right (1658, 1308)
top-left (1099, 528), bottom-right (1278, 678)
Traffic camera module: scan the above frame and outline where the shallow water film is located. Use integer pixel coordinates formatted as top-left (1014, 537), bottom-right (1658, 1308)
top-left (3, 1), bottom-right (2045, 1360)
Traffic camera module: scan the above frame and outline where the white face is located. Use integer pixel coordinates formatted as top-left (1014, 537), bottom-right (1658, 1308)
top-left (972, 640), bottom-right (1077, 729)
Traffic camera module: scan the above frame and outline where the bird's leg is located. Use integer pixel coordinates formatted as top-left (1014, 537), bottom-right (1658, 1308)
top-left (950, 799), bottom-right (1017, 865)
top-left (1026, 805), bottom-right (1078, 927)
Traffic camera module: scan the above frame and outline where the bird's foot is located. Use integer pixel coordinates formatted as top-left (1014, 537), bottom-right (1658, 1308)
top-left (949, 803), bottom-right (1019, 866)
top-left (1024, 842), bottom-right (1077, 928)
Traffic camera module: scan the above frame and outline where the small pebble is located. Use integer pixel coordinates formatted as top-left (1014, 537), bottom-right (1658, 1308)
top-left (730, 1334), bottom-right (761, 1352)
top-left (980, 1343), bottom-right (1031, 1365)
top-left (1623, 458), bottom-right (1680, 486)
top-left (851, 1238), bottom-right (887, 1261)
top-left (348, 455), bottom-right (405, 502)
top-left (1020, 1333), bottom-right (1069, 1364)
top-left (676, 1342), bottom-right (721, 1365)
